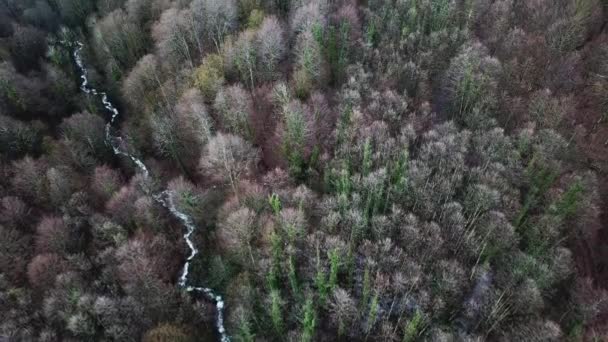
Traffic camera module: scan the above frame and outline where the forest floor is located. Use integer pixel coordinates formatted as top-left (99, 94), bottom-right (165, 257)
top-left (570, 36), bottom-right (608, 339)
top-left (571, 27), bottom-right (608, 288)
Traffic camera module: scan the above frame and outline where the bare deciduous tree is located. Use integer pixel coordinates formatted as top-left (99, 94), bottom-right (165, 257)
top-left (200, 133), bottom-right (259, 200)
top-left (190, 0), bottom-right (238, 52)
top-left (214, 84), bottom-right (252, 138)
top-left (256, 16), bottom-right (286, 81)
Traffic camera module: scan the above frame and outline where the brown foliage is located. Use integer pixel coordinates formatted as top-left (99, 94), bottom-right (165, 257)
top-left (35, 216), bottom-right (68, 255)
top-left (105, 185), bottom-right (138, 227)
top-left (0, 224), bottom-right (31, 282)
top-left (142, 323), bottom-right (193, 342)
top-left (115, 234), bottom-right (180, 285)
top-left (26, 253), bottom-right (66, 290)
top-left (91, 165), bottom-right (122, 205)
top-left (0, 196), bottom-right (29, 228)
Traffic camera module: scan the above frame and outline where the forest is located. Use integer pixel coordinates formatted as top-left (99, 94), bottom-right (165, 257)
top-left (1, 0), bottom-right (608, 341)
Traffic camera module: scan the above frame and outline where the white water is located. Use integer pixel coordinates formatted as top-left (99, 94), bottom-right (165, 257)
top-left (70, 42), bottom-right (229, 342)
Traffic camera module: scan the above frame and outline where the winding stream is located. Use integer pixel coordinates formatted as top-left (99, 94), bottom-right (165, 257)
top-left (70, 42), bottom-right (229, 342)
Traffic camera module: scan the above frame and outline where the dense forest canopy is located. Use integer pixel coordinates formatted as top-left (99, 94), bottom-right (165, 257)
top-left (1, 0), bottom-right (608, 341)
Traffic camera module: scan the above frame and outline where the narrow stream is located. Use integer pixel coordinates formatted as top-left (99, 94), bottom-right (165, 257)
top-left (70, 42), bottom-right (229, 342)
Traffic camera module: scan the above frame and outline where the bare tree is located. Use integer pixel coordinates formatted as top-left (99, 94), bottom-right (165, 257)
top-left (214, 84), bottom-right (253, 138)
top-left (256, 16), bottom-right (286, 81)
top-left (9, 25), bottom-right (46, 72)
top-left (91, 165), bottom-right (122, 204)
top-left (200, 133), bottom-right (260, 200)
top-left (217, 206), bottom-right (257, 265)
top-left (152, 7), bottom-right (199, 70)
top-left (150, 89), bottom-right (212, 174)
top-left (26, 253), bottom-right (66, 290)
top-left (190, 0), bottom-right (238, 52)
top-left (60, 112), bottom-right (109, 170)
top-left (226, 29), bottom-right (257, 89)
top-left (0, 224), bottom-right (30, 282)
top-left (294, 30), bottom-right (327, 98)
top-left (122, 54), bottom-right (165, 111)
top-left (126, 0), bottom-right (171, 27)
top-left (329, 287), bottom-right (357, 337)
top-left (92, 9), bottom-right (148, 77)
top-left (290, 0), bottom-right (326, 35)
top-left (11, 156), bottom-right (48, 205)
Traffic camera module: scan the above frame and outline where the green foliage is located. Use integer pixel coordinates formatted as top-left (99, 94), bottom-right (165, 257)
top-left (231, 31), bottom-right (257, 89)
top-left (235, 318), bottom-right (255, 342)
top-left (0, 79), bottom-right (25, 111)
top-left (402, 310), bottom-right (423, 342)
top-left (566, 321), bottom-right (584, 342)
top-left (288, 256), bottom-right (301, 301)
top-left (548, 0), bottom-right (597, 53)
top-left (315, 247), bottom-right (329, 307)
top-left (280, 101), bottom-right (309, 181)
top-left (247, 9), bottom-right (265, 29)
top-left (5, 1), bottom-right (601, 341)
top-left (324, 21), bottom-right (350, 84)
top-left (328, 248), bottom-right (340, 292)
top-left (194, 54), bottom-right (224, 102)
top-left (268, 193), bottom-right (281, 215)
top-left (301, 297), bottom-right (317, 342)
top-left (366, 292), bottom-right (379, 333)
top-left (267, 231), bottom-right (283, 290)
top-left (294, 30), bottom-right (325, 98)
top-left (0, 115), bottom-right (42, 158)
top-left (270, 289), bottom-right (284, 334)
top-left (206, 255), bottom-right (235, 289)
top-left (362, 138), bottom-right (373, 176)
top-left (550, 180), bottom-right (584, 220)
top-left (93, 9), bottom-right (149, 77)
top-left (388, 147), bottom-right (409, 200)
top-left (335, 166), bottom-right (352, 198)
top-left (454, 64), bottom-right (484, 116)
top-left (361, 265), bottom-right (371, 310)
top-left (57, 0), bottom-right (95, 27)
top-left (515, 157), bottom-right (559, 228)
